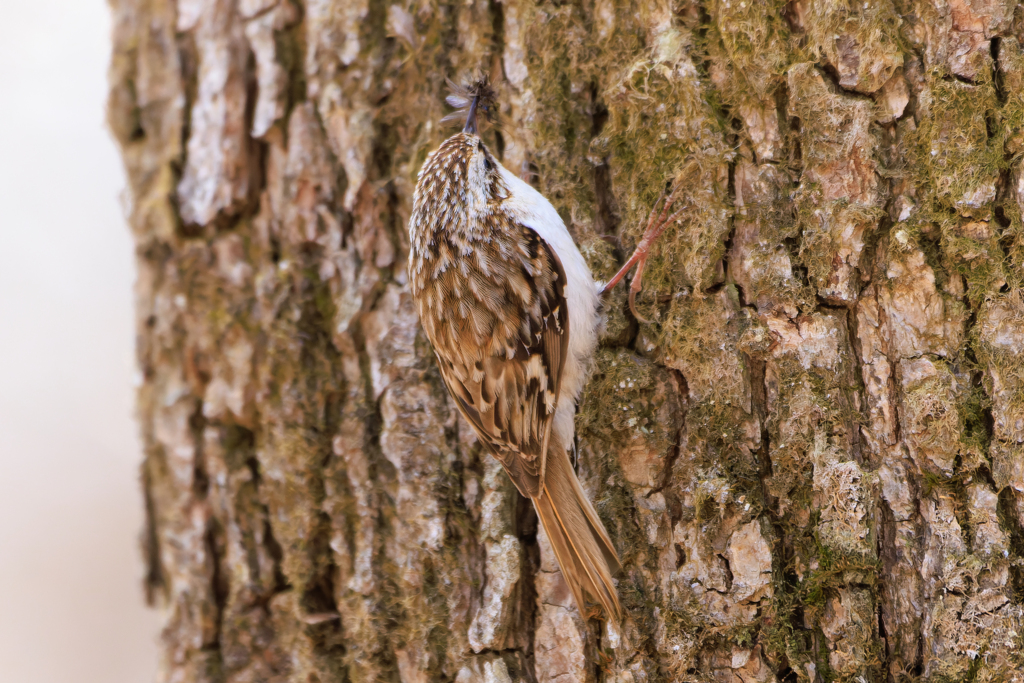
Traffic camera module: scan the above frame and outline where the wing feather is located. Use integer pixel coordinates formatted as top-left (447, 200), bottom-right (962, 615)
top-left (424, 223), bottom-right (569, 497)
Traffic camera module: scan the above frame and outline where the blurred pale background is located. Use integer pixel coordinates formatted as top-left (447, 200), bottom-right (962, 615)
top-left (0, 2), bottom-right (161, 682)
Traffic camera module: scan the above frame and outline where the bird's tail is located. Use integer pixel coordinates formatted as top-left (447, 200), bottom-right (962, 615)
top-left (532, 445), bottom-right (621, 620)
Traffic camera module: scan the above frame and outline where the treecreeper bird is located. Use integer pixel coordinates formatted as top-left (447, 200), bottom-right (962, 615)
top-left (408, 80), bottom-right (682, 621)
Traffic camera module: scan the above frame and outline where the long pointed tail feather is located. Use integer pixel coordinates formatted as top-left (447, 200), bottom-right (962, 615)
top-left (532, 446), bottom-right (621, 620)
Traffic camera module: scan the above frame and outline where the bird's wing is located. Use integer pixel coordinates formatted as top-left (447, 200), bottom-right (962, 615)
top-left (422, 224), bottom-right (569, 497)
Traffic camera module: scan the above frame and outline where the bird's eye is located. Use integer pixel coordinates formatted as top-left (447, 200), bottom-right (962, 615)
top-left (484, 157), bottom-right (493, 171)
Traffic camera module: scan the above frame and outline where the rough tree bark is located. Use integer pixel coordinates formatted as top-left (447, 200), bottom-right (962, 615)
top-left (108, 0), bottom-right (1024, 681)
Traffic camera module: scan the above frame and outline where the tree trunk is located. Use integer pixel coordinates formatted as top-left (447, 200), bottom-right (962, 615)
top-left (108, 0), bottom-right (1024, 681)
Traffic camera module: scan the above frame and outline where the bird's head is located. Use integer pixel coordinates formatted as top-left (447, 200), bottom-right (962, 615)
top-left (409, 77), bottom-right (510, 248)
top-left (415, 130), bottom-right (508, 227)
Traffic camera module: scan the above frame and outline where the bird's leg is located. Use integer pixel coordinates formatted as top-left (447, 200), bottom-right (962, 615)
top-left (601, 186), bottom-right (686, 323)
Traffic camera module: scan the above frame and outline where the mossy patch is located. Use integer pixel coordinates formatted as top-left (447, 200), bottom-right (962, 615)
top-left (705, 0), bottom-right (792, 103)
top-left (786, 62), bottom-right (884, 302)
top-left (765, 367), bottom-right (860, 515)
top-left (804, 0), bottom-right (904, 93)
top-left (655, 292), bottom-right (764, 495)
top-left (730, 162), bottom-right (812, 311)
top-left (786, 62), bottom-right (875, 171)
top-left (938, 217), bottom-right (1009, 306)
top-left (900, 357), bottom-right (990, 479)
top-left (577, 348), bottom-right (683, 492)
top-left (998, 37), bottom-right (1024, 155)
top-left (916, 70), bottom-right (1003, 217)
top-left (794, 185), bottom-right (885, 299)
top-left (595, 27), bottom-right (735, 306)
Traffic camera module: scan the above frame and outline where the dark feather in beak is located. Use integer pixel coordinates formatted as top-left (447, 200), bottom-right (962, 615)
top-left (463, 96), bottom-right (480, 134)
top-left (445, 76), bottom-right (496, 133)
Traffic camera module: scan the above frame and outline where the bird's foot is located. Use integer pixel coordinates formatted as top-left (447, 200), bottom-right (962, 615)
top-left (601, 185), bottom-right (686, 323)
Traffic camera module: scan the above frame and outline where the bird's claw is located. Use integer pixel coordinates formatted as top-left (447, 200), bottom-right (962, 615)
top-left (602, 185), bottom-right (686, 323)
top-left (628, 260), bottom-right (650, 324)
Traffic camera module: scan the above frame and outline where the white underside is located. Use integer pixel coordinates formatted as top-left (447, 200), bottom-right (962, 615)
top-left (497, 165), bottom-right (600, 451)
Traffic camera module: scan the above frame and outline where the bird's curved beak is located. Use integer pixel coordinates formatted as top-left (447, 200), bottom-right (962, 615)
top-left (463, 96), bottom-right (479, 135)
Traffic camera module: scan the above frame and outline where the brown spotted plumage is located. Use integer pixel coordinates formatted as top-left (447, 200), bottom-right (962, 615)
top-left (410, 134), bottom-right (567, 496)
top-left (409, 124), bottom-right (622, 620)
